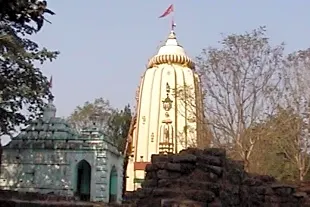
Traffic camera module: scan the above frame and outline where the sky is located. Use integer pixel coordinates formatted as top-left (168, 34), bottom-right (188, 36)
top-left (25, 1), bottom-right (310, 117)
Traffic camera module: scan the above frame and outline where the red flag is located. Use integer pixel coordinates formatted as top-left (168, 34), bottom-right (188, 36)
top-left (49, 76), bottom-right (53, 88)
top-left (159, 4), bottom-right (174, 18)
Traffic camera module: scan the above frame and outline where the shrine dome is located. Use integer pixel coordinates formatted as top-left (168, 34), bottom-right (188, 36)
top-left (147, 31), bottom-right (195, 69)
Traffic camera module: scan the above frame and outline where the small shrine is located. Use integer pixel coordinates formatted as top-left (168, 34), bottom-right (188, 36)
top-left (0, 97), bottom-right (123, 204)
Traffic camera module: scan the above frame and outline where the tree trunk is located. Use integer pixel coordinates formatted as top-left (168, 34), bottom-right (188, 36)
top-left (299, 169), bottom-right (304, 182)
top-left (244, 158), bottom-right (250, 172)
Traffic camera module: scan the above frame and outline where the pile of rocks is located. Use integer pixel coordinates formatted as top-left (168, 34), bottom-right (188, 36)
top-left (134, 148), bottom-right (308, 207)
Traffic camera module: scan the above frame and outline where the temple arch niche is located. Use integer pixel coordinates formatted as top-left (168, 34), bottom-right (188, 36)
top-left (109, 166), bottom-right (118, 203)
top-left (76, 159), bottom-right (91, 201)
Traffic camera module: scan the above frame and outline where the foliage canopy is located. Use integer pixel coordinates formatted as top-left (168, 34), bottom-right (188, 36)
top-left (0, 0), bottom-right (58, 136)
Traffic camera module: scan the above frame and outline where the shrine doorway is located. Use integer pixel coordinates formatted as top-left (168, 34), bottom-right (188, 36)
top-left (76, 160), bottom-right (91, 201)
top-left (109, 166), bottom-right (118, 203)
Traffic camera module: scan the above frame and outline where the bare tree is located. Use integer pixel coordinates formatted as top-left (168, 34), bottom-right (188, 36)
top-left (194, 26), bottom-right (285, 171)
top-left (274, 49), bottom-right (310, 181)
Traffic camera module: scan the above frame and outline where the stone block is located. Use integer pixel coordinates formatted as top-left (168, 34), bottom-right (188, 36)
top-left (273, 187), bottom-right (295, 197)
top-left (145, 171), bottom-right (158, 180)
top-left (136, 188), bottom-right (153, 198)
top-left (151, 154), bottom-right (172, 163)
top-left (203, 148), bottom-right (226, 157)
top-left (293, 191), bottom-right (308, 198)
top-left (184, 190), bottom-right (215, 203)
top-left (179, 148), bottom-right (203, 156)
top-left (161, 199), bottom-right (207, 207)
top-left (249, 186), bottom-right (273, 195)
top-left (157, 179), bottom-right (174, 188)
top-left (242, 177), bottom-right (263, 186)
top-left (188, 169), bottom-right (219, 182)
top-left (96, 171), bottom-right (107, 179)
top-left (95, 184), bottom-right (106, 192)
top-left (145, 163), bottom-right (157, 172)
top-left (171, 154), bottom-right (197, 163)
top-left (152, 188), bottom-right (182, 198)
top-left (141, 179), bottom-right (158, 188)
top-left (96, 151), bottom-right (107, 158)
top-left (157, 170), bottom-right (181, 180)
top-left (253, 174), bottom-right (276, 183)
top-left (207, 199), bottom-right (222, 207)
top-left (164, 163), bottom-right (181, 172)
top-left (160, 163), bottom-right (196, 175)
top-left (156, 162), bottom-right (168, 170)
top-left (96, 166), bottom-right (107, 171)
top-left (196, 155), bottom-right (223, 167)
top-left (197, 163), bottom-right (223, 177)
top-left (220, 190), bottom-right (241, 206)
top-left (96, 158), bottom-right (107, 166)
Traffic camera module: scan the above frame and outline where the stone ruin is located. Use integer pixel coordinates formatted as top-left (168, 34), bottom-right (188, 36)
top-left (132, 148), bottom-right (308, 207)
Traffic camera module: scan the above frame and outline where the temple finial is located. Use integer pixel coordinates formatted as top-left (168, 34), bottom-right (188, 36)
top-left (171, 19), bottom-right (176, 32)
top-left (43, 75), bottom-right (56, 119)
top-left (168, 30), bottom-right (176, 40)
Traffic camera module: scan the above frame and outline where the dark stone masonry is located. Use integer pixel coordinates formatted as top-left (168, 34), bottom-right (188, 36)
top-left (1, 147), bottom-right (310, 206)
top-left (133, 148), bottom-right (309, 207)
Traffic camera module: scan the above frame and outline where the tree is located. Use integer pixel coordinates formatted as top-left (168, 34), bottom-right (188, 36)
top-left (265, 107), bottom-right (309, 181)
top-left (0, 0), bottom-right (58, 136)
top-left (67, 98), bottom-right (113, 132)
top-left (0, 0), bottom-right (55, 31)
top-left (248, 108), bottom-right (299, 181)
top-left (67, 98), bottom-right (132, 152)
top-left (274, 49), bottom-right (310, 181)
top-left (105, 104), bottom-right (132, 152)
top-left (195, 26), bottom-right (285, 171)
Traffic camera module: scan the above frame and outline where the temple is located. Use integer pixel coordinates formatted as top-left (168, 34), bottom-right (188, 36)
top-left (126, 30), bottom-right (204, 191)
top-left (0, 96), bottom-right (124, 204)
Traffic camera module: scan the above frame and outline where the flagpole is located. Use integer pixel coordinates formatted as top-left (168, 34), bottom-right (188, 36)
top-left (171, 4), bottom-right (175, 32)
top-left (158, 4), bottom-right (175, 31)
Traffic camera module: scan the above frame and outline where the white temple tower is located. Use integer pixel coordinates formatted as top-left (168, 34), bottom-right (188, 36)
top-left (126, 30), bottom-right (204, 191)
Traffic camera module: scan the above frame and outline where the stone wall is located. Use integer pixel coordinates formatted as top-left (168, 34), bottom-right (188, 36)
top-left (134, 148), bottom-right (308, 207)
top-left (0, 149), bottom-right (95, 197)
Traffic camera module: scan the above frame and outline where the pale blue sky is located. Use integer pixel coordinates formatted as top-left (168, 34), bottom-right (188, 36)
top-left (34, 0), bottom-right (310, 117)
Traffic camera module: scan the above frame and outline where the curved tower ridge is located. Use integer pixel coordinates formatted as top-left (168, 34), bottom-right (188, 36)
top-left (147, 31), bottom-right (195, 69)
